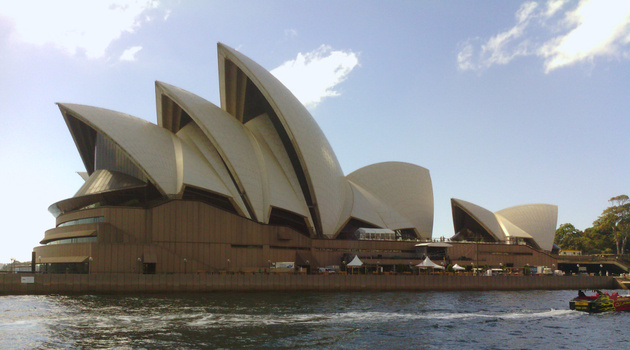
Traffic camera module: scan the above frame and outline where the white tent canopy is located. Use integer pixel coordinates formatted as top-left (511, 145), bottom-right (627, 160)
top-left (347, 255), bottom-right (363, 267)
top-left (416, 257), bottom-right (445, 269)
top-left (452, 264), bottom-right (466, 271)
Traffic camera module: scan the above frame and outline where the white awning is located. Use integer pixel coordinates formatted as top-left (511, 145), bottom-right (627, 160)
top-left (416, 257), bottom-right (445, 269)
top-left (452, 264), bottom-right (466, 271)
top-left (347, 255), bottom-right (364, 267)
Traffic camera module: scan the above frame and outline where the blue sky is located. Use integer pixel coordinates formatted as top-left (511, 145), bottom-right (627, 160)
top-left (0, 0), bottom-right (628, 263)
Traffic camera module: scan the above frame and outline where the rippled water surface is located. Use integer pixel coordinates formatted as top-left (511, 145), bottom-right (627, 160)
top-left (1, 290), bottom-right (627, 349)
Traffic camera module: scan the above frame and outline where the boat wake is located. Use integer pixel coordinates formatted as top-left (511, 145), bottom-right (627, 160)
top-left (183, 308), bottom-right (577, 328)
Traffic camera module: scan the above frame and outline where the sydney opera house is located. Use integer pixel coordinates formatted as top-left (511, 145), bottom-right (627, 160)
top-left (32, 43), bottom-right (557, 274)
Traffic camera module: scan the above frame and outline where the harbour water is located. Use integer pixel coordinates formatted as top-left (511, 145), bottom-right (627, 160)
top-left (0, 290), bottom-right (627, 349)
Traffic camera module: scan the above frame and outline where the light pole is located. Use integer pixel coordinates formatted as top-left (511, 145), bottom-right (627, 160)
top-left (183, 258), bottom-right (188, 274)
top-left (137, 257), bottom-right (142, 274)
top-left (476, 231), bottom-right (479, 275)
top-left (88, 257), bottom-right (93, 274)
top-left (227, 258), bottom-right (230, 272)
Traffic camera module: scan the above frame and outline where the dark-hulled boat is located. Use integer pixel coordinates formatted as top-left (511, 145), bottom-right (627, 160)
top-left (570, 290), bottom-right (630, 313)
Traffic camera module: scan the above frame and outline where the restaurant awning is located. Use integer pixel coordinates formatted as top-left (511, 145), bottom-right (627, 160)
top-left (414, 242), bottom-right (452, 248)
top-left (347, 255), bottom-right (363, 267)
top-left (452, 264), bottom-right (466, 271)
top-left (416, 257), bottom-right (445, 269)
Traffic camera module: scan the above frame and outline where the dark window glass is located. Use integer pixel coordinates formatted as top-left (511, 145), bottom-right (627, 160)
top-left (58, 216), bottom-right (105, 227)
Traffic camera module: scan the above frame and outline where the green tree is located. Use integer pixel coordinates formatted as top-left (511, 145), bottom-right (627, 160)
top-left (597, 195), bottom-right (630, 255)
top-left (554, 195), bottom-right (630, 255)
top-left (582, 225), bottom-right (615, 254)
top-left (554, 223), bottom-right (584, 251)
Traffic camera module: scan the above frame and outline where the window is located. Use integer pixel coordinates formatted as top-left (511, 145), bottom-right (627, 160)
top-left (58, 216), bottom-right (105, 227)
top-left (47, 237), bottom-right (98, 245)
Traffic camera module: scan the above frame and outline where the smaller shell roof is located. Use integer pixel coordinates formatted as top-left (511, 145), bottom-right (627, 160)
top-left (451, 199), bottom-right (558, 251)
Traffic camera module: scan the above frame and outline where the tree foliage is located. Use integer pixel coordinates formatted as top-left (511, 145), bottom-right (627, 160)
top-left (554, 223), bottom-right (583, 251)
top-left (555, 195), bottom-right (630, 255)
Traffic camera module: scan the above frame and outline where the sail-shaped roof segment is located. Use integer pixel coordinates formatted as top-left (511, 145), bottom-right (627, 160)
top-left (175, 123), bottom-right (249, 217)
top-left (217, 43), bottom-right (348, 237)
top-left (345, 180), bottom-right (415, 233)
top-left (245, 114), bottom-right (313, 225)
top-left (58, 103), bottom-right (179, 196)
top-left (496, 204), bottom-right (558, 251)
top-left (451, 198), bottom-right (506, 241)
top-left (156, 81), bottom-right (266, 221)
top-left (176, 130), bottom-right (237, 201)
top-left (347, 162), bottom-right (434, 239)
top-left (346, 181), bottom-right (388, 229)
top-left (451, 199), bottom-right (558, 251)
top-left (496, 214), bottom-right (532, 239)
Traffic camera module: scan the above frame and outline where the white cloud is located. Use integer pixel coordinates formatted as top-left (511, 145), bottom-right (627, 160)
top-left (271, 45), bottom-right (359, 108)
top-left (0, 0), bottom-right (163, 59)
top-left (120, 45), bottom-right (142, 61)
top-left (539, 0), bottom-right (630, 72)
top-left (284, 29), bottom-right (298, 39)
top-left (457, 0), bottom-right (630, 73)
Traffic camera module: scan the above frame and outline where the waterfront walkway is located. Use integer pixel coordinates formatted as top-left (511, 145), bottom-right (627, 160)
top-left (0, 273), bottom-right (616, 295)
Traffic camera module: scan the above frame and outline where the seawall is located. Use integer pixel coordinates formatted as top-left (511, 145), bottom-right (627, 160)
top-left (0, 274), bottom-right (617, 295)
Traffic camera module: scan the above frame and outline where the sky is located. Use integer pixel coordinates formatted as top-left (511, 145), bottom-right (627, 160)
top-left (0, 0), bottom-right (628, 263)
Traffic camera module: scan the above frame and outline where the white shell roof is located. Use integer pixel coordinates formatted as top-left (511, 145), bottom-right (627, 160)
top-left (346, 180), bottom-right (414, 232)
top-left (346, 181), bottom-right (388, 228)
top-left (347, 162), bottom-right (434, 239)
top-left (451, 198), bottom-right (506, 241)
top-left (245, 115), bottom-right (312, 224)
top-left (496, 204), bottom-right (558, 251)
top-left (156, 81), bottom-right (266, 221)
top-left (58, 103), bottom-right (178, 196)
top-left (496, 214), bottom-right (533, 239)
top-left (452, 199), bottom-right (558, 251)
top-left (57, 43), bottom-right (436, 240)
top-left (176, 128), bottom-right (236, 201)
top-left (175, 123), bottom-right (248, 217)
top-left (217, 43), bottom-right (348, 237)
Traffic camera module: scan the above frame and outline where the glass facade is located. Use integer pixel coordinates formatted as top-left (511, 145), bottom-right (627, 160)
top-left (95, 133), bottom-right (147, 181)
top-left (58, 216), bottom-right (105, 227)
top-left (45, 262), bottom-right (89, 274)
top-left (47, 237), bottom-right (97, 245)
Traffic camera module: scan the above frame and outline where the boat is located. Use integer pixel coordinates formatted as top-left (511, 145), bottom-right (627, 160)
top-left (570, 290), bottom-right (630, 313)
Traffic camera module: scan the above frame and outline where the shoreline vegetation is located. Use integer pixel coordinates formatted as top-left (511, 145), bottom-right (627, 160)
top-left (556, 195), bottom-right (629, 256)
